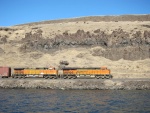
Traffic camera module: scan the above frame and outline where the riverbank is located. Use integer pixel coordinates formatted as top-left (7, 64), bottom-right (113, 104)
top-left (0, 78), bottom-right (150, 90)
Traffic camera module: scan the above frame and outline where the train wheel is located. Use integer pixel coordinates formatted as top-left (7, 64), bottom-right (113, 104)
top-left (95, 75), bottom-right (100, 79)
top-left (44, 75), bottom-right (49, 79)
top-left (51, 77), bottom-right (55, 79)
top-left (49, 76), bottom-right (53, 79)
top-left (73, 76), bottom-right (77, 79)
top-left (63, 75), bottom-right (68, 79)
top-left (101, 75), bottom-right (105, 79)
top-left (105, 75), bottom-right (110, 79)
top-left (50, 75), bottom-right (57, 79)
top-left (68, 76), bottom-right (72, 79)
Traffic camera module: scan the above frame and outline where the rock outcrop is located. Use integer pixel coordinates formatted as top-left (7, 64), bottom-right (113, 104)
top-left (19, 29), bottom-right (150, 60)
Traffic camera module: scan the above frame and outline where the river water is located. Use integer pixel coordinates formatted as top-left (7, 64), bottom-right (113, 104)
top-left (0, 89), bottom-right (150, 113)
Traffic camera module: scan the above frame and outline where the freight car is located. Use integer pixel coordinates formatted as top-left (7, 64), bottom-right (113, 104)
top-left (0, 66), bottom-right (112, 79)
top-left (0, 67), bottom-right (11, 78)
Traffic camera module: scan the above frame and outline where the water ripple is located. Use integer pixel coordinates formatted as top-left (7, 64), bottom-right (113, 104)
top-left (0, 89), bottom-right (150, 113)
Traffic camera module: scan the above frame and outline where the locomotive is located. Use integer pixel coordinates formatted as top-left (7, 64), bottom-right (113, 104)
top-left (0, 66), bottom-right (112, 79)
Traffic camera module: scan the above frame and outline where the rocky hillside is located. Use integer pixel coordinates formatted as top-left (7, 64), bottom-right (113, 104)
top-left (0, 15), bottom-right (150, 78)
top-left (19, 28), bottom-right (150, 60)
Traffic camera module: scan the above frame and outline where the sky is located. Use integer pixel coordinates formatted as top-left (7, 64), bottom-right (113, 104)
top-left (0, 0), bottom-right (150, 26)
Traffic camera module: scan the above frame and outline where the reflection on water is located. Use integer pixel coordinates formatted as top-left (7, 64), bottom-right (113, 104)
top-left (0, 89), bottom-right (150, 113)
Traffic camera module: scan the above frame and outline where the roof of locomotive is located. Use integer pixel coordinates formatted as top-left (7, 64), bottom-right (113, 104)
top-left (14, 67), bottom-right (49, 70)
top-left (62, 67), bottom-right (106, 70)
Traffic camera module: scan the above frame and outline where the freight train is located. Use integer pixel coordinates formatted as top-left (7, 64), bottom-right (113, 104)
top-left (0, 66), bottom-right (112, 79)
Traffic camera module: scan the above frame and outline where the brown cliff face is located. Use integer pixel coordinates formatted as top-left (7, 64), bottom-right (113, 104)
top-left (19, 29), bottom-right (150, 61)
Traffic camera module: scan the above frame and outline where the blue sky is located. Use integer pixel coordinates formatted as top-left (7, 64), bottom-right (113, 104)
top-left (0, 0), bottom-right (150, 26)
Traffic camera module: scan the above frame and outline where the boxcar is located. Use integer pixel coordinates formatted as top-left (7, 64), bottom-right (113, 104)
top-left (0, 67), bottom-right (11, 78)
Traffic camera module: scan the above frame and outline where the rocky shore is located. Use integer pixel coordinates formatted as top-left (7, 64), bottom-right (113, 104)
top-left (0, 79), bottom-right (150, 90)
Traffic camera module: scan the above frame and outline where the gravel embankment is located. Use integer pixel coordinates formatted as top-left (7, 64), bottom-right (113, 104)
top-left (0, 79), bottom-right (150, 90)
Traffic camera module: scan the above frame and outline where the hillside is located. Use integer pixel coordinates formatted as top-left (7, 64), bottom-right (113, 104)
top-left (0, 15), bottom-right (150, 78)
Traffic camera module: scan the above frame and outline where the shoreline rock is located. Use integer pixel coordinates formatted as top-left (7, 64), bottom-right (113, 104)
top-left (0, 79), bottom-right (150, 90)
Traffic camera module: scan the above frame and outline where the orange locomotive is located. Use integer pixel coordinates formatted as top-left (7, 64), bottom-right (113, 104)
top-left (12, 67), bottom-right (58, 79)
top-left (62, 67), bottom-right (112, 79)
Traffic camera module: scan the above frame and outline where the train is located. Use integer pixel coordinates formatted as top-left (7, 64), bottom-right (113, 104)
top-left (0, 66), bottom-right (112, 79)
